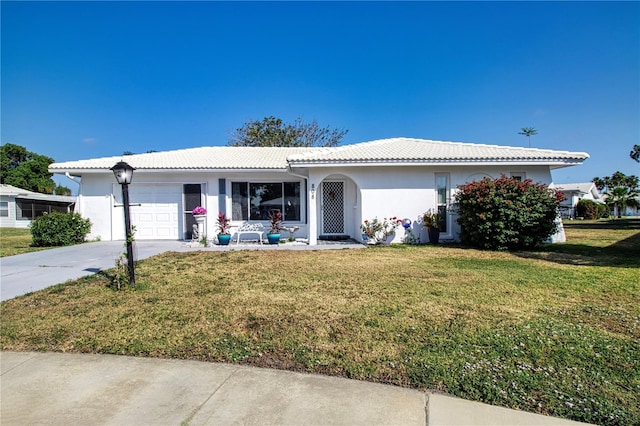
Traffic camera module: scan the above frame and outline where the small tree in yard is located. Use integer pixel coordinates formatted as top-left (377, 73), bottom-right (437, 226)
top-left (30, 212), bottom-right (92, 247)
top-left (593, 171), bottom-right (640, 218)
top-left (454, 176), bottom-right (562, 250)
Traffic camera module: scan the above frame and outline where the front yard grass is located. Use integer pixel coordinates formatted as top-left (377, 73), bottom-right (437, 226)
top-left (1, 218), bottom-right (638, 425)
top-left (0, 227), bottom-right (49, 257)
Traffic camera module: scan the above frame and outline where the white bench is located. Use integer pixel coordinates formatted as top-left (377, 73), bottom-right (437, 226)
top-left (235, 223), bottom-right (265, 244)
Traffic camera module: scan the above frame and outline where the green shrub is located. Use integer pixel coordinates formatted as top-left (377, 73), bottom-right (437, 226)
top-left (576, 200), bottom-right (610, 219)
top-left (30, 212), bottom-right (92, 247)
top-left (576, 199), bottom-right (599, 219)
top-left (454, 176), bottom-right (561, 250)
top-left (597, 203), bottom-right (610, 219)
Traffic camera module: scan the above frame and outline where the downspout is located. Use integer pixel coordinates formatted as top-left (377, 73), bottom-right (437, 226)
top-left (64, 172), bottom-right (81, 185)
top-left (285, 163), bottom-right (308, 181)
top-left (64, 172), bottom-right (82, 215)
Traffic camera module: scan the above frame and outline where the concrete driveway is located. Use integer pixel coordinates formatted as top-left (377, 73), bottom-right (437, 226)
top-left (0, 240), bottom-right (184, 302)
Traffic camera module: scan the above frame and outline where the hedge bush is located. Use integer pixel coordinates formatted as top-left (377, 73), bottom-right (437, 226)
top-left (576, 199), bottom-right (599, 219)
top-left (30, 212), bottom-right (92, 247)
top-left (575, 199), bottom-right (609, 219)
top-left (454, 176), bottom-right (562, 250)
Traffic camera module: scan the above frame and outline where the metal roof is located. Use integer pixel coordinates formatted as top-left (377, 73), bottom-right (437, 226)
top-left (0, 184), bottom-right (76, 203)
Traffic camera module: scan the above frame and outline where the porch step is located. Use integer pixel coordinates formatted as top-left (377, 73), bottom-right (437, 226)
top-left (318, 234), bottom-right (351, 241)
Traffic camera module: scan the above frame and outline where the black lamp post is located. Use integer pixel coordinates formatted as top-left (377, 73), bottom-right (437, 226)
top-left (111, 161), bottom-right (136, 287)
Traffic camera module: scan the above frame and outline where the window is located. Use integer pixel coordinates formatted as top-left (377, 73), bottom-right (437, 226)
top-left (183, 184), bottom-right (202, 240)
top-left (0, 201), bottom-right (8, 217)
top-left (232, 182), bottom-right (302, 222)
top-left (510, 172), bottom-right (525, 181)
top-left (435, 173), bottom-right (449, 232)
top-left (15, 199), bottom-right (71, 220)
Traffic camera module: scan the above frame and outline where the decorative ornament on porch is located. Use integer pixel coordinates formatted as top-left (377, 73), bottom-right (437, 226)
top-left (423, 209), bottom-right (442, 244)
top-left (192, 206), bottom-right (207, 242)
top-left (216, 211), bottom-right (231, 245)
top-left (360, 216), bottom-right (402, 245)
top-left (267, 210), bottom-right (283, 244)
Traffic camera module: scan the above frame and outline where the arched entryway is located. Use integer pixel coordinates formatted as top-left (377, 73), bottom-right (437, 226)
top-left (314, 175), bottom-right (359, 242)
top-left (319, 180), bottom-right (347, 239)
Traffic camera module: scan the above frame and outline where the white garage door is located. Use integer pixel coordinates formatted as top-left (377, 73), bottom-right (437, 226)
top-left (114, 184), bottom-right (181, 240)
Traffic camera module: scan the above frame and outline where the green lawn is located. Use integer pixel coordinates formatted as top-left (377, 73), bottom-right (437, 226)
top-left (0, 227), bottom-right (50, 257)
top-left (1, 219), bottom-right (638, 425)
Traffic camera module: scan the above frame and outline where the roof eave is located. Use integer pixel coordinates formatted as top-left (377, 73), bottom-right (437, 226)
top-left (289, 159), bottom-right (587, 168)
top-left (49, 167), bottom-right (291, 174)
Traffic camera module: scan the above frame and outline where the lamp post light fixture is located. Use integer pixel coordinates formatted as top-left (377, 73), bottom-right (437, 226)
top-left (111, 161), bottom-right (136, 287)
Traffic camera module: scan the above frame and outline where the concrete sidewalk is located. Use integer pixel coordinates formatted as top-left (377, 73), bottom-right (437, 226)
top-left (1, 352), bottom-right (589, 426)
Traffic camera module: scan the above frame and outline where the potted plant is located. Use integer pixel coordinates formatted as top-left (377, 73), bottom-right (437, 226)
top-left (423, 209), bottom-right (442, 244)
top-left (267, 210), bottom-right (283, 244)
top-left (192, 206), bottom-right (207, 240)
top-left (216, 211), bottom-right (231, 245)
top-left (192, 206), bottom-right (207, 217)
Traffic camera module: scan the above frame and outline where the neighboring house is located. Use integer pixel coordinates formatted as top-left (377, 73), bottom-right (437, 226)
top-left (0, 184), bottom-right (77, 228)
top-left (552, 182), bottom-right (603, 218)
top-left (49, 138), bottom-right (589, 244)
top-left (600, 193), bottom-right (640, 217)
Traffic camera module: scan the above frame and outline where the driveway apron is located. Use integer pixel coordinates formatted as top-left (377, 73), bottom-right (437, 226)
top-left (0, 241), bottom-right (184, 302)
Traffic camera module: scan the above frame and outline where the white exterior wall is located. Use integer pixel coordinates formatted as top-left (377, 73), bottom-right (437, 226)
top-left (75, 171), bottom-right (309, 241)
top-left (309, 165), bottom-right (553, 244)
top-left (0, 196), bottom-right (28, 228)
top-left (69, 164), bottom-right (555, 243)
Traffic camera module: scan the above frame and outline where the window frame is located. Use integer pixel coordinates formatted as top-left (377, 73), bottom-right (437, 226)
top-left (435, 173), bottom-right (449, 233)
top-left (230, 180), bottom-right (304, 223)
top-left (0, 201), bottom-right (8, 217)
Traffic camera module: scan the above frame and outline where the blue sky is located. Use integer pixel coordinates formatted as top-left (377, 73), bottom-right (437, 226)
top-left (2, 1), bottom-right (639, 191)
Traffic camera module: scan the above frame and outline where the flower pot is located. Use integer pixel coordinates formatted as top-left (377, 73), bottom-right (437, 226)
top-left (267, 233), bottom-right (280, 245)
top-left (427, 227), bottom-right (440, 244)
top-left (218, 234), bottom-right (231, 246)
top-left (193, 214), bottom-right (206, 239)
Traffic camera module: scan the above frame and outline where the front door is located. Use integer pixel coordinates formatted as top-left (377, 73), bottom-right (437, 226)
top-left (321, 181), bottom-right (345, 235)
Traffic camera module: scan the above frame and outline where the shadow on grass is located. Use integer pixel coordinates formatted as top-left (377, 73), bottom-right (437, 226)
top-left (560, 218), bottom-right (640, 231)
top-left (516, 220), bottom-right (640, 268)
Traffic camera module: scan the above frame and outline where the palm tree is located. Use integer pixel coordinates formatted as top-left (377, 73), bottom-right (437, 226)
top-left (605, 186), bottom-right (640, 218)
top-left (518, 127), bottom-right (538, 148)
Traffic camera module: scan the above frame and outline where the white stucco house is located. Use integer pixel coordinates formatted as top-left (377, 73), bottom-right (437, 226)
top-left (49, 138), bottom-right (589, 245)
top-left (552, 182), bottom-right (603, 219)
top-left (0, 184), bottom-right (77, 228)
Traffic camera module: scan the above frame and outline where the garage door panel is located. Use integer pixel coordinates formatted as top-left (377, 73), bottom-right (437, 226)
top-left (155, 213), bottom-right (171, 222)
top-left (137, 213), bottom-right (154, 222)
top-left (115, 184), bottom-right (182, 240)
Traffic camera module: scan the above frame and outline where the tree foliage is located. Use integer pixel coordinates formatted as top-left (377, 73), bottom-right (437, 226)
top-left (0, 143), bottom-right (56, 194)
top-left (54, 185), bottom-right (72, 196)
top-left (228, 116), bottom-right (348, 147)
top-left (631, 145), bottom-right (640, 163)
top-left (593, 171), bottom-right (640, 218)
top-left (454, 175), bottom-right (562, 250)
top-left (518, 127), bottom-right (538, 147)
